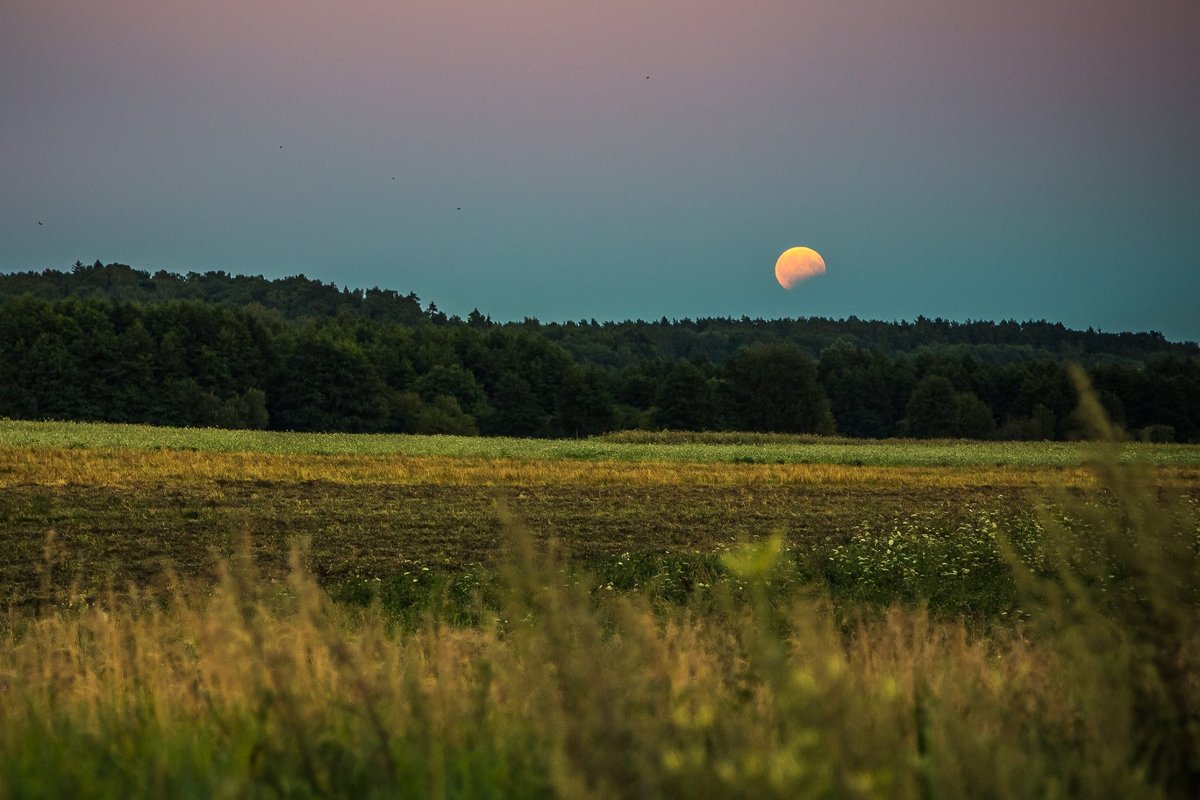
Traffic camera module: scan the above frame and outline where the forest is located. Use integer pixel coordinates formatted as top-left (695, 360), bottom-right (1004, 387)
top-left (1, 261), bottom-right (1197, 441)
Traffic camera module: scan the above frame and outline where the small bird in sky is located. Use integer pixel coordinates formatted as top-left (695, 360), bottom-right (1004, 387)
top-left (37, 221), bottom-right (42, 225)
top-left (457, 207), bottom-right (462, 211)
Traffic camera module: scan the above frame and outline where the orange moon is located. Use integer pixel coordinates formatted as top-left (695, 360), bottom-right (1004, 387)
top-left (775, 246), bottom-right (826, 289)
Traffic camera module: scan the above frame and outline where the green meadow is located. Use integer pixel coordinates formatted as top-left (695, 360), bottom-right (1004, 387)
top-left (1, 413), bottom-right (1198, 797)
top-left (5, 417), bottom-right (1200, 466)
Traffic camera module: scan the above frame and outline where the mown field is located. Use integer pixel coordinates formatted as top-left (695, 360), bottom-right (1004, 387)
top-left (1, 416), bottom-right (1199, 797)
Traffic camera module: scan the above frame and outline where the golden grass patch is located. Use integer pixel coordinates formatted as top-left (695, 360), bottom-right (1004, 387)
top-left (0, 445), bottom-right (1147, 492)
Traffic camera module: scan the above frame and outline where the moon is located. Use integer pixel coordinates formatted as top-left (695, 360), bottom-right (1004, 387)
top-left (775, 246), bottom-right (826, 289)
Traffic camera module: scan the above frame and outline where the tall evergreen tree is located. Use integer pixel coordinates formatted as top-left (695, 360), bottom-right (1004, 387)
top-left (902, 375), bottom-right (959, 438)
top-left (721, 344), bottom-right (835, 434)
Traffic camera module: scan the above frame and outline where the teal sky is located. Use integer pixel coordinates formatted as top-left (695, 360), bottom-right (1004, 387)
top-left (3, 1), bottom-right (1198, 340)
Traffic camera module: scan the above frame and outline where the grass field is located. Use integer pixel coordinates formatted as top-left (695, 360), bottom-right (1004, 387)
top-left (4, 419), bottom-right (1198, 614)
top-left (5, 417), bottom-right (1200, 466)
top-left (2, 416), bottom-right (1198, 797)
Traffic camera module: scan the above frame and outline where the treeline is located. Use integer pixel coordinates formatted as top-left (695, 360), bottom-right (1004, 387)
top-left (1, 277), bottom-right (1197, 442)
top-left (538, 316), bottom-right (1198, 369)
top-left (4, 262), bottom-right (1197, 365)
top-left (0, 261), bottom-right (430, 325)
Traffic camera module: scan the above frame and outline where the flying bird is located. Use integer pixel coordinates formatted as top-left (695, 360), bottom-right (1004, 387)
top-left (37, 221), bottom-right (42, 226)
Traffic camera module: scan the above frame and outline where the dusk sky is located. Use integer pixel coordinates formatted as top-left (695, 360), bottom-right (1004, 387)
top-left (3, 1), bottom-right (1199, 340)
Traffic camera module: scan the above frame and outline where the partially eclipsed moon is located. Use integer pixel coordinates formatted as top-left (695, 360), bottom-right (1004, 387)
top-left (775, 246), bottom-right (826, 289)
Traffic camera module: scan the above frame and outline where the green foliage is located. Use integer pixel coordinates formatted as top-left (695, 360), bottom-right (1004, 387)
top-left (953, 391), bottom-right (996, 439)
top-left (654, 361), bottom-right (718, 431)
top-left (818, 339), bottom-right (911, 438)
top-left (330, 565), bottom-right (501, 628)
top-left (902, 374), bottom-right (959, 437)
top-left (270, 328), bottom-right (391, 432)
top-left (1139, 424), bottom-right (1177, 443)
top-left (589, 550), bottom-right (728, 605)
top-left (721, 344), bottom-right (836, 434)
top-left (814, 507), bottom-right (1041, 617)
top-left (2, 270), bottom-right (1199, 440)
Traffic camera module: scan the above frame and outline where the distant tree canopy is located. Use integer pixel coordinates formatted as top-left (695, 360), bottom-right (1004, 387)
top-left (0, 261), bottom-right (429, 325)
top-left (1, 262), bottom-right (1197, 441)
top-left (721, 344), bottom-right (834, 435)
